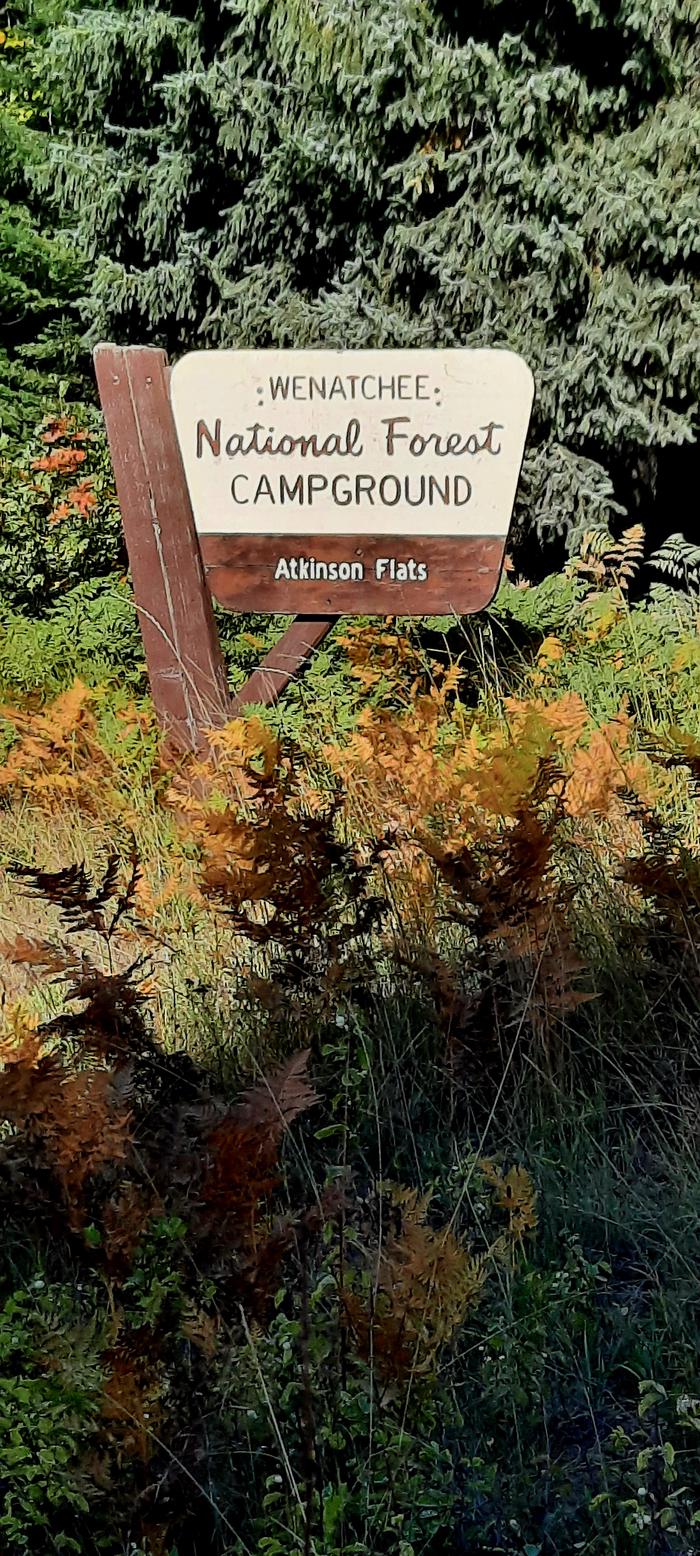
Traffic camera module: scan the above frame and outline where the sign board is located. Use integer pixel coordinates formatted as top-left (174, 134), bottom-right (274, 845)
top-left (94, 344), bottom-right (534, 751)
top-left (170, 349), bottom-right (533, 615)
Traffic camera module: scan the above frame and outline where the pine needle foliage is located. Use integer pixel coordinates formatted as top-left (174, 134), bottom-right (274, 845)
top-left (38, 0), bottom-right (700, 555)
top-left (0, 3), bottom-right (86, 445)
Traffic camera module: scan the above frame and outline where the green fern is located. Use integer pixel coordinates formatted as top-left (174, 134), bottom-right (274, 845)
top-left (649, 533), bottom-right (700, 591)
top-left (0, 579), bottom-right (144, 697)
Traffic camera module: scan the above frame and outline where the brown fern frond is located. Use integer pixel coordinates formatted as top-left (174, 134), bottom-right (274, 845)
top-left (0, 1009), bottom-right (63, 1127)
top-left (200, 1117), bottom-right (281, 1229)
top-left (623, 845), bottom-right (700, 926)
top-left (91, 853), bottom-right (122, 911)
top-left (11, 857), bottom-right (114, 936)
top-left (0, 1006), bottom-right (132, 1227)
top-left (53, 1069), bottom-right (132, 1221)
top-left (0, 934), bottom-right (79, 978)
top-left (480, 1161), bottom-right (538, 1238)
top-left (193, 790), bottom-right (385, 965)
top-left (105, 843), bottom-right (143, 936)
top-left (11, 848), bottom-right (143, 941)
top-left (40, 963), bottom-right (154, 1062)
top-left (12, 860), bottom-right (96, 918)
top-left (236, 1048), bottom-right (319, 1130)
top-left (101, 1342), bottom-right (164, 1463)
top-left (427, 782), bottom-right (562, 944)
top-left (102, 1183), bottom-right (162, 1275)
top-left (568, 524), bottom-right (645, 593)
top-left (342, 1181), bottom-right (486, 1381)
top-left (531, 925), bottom-right (597, 1017)
top-left (606, 524), bottom-right (645, 590)
top-left (197, 1051), bottom-right (318, 1245)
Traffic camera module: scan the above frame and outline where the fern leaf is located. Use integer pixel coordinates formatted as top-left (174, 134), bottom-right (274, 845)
top-left (236, 1049), bottom-right (319, 1130)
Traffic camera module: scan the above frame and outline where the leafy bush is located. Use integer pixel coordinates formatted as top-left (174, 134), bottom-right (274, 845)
top-left (0, 408), bottom-right (124, 611)
top-left (0, 1285), bottom-right (101, 1554)
top-left (0, 581), bottom-right (145, 697)
top-left (0, 847), bottom-right (521, 1553)
top-left (0, 4), bottom-right (87, 448)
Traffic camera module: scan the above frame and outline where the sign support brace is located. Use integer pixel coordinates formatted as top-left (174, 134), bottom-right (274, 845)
top-left (94, 344), bottom-right (334, 752)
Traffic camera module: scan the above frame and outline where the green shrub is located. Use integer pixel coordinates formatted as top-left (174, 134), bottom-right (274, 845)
top-left (0, 406), bottom-right (124, 612)
top-left (0, 1283), bottom-right (102, 1555)
top-left (0, 4), bottom-right (87, 451)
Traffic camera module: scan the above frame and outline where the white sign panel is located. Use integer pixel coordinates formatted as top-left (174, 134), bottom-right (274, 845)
top-left (170, 349), bottom-right (534, 539)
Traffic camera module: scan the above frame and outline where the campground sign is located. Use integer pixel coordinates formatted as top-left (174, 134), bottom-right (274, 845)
top-left (94, 345), bottom-right (533, 749)
top-left (170, 349), bottom-right (533, 614)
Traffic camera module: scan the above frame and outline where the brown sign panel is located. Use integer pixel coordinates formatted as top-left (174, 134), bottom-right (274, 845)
top-left (170, 350), bottom-right (534, 615)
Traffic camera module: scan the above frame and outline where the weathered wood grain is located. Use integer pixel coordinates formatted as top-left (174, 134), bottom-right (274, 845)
top-left (94, 344), bottom-right (233, 751)
top-left (230, 617), bottom-right (336, 710)
top-left (201, 534), bottom-right (506, 615)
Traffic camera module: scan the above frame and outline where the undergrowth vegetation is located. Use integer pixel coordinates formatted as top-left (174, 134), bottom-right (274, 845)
top-left (1, 586), bottom-right (699, 1555)
top-left (1, 2), bottom-right (698, 1548)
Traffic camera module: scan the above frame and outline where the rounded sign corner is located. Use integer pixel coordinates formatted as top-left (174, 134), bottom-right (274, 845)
top-left (170, 350), bottom-right (207, 390)
top-left (496, 349), bottom-right (535, 404)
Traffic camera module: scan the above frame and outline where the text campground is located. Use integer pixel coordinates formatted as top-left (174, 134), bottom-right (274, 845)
top-left (226, 472), bottom-right (474, 506)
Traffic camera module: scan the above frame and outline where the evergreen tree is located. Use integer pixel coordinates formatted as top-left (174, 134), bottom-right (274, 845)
top-left (0, 1), bottom-right (84, 440)
top-left (40, 0), bottom-right (699, 557)
top-left (0, 5), bottom-right (128, 615)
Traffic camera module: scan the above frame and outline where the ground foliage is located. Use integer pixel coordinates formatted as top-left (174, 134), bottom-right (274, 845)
top-left (0, 588), bottom-right (699, 1554)
top-left (0, 409), bottom-right (125, 609)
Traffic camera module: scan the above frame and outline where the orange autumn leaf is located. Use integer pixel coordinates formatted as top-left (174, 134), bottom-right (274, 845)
top-left (0, 680), bottom-right (141, 817)
top-left (503, 693), bottom-right (589, 753)
top-left (32, 447), bottom-right (87, 475)
top-left (69, 478), bottom-right (97, 513)
top-left (40, 416), bottom-right (72, 443)
top-left (49, 478), bottom-right (97, 525)
top-left (40, 418), bottom-right (88, 445)
top-left (565, 743), bottom-right (618, 817)
top-left (564, 708), bottom-right (634, 817)
top-left (537, 635), bottom-right (565, 664)
top-left (49, 502), bottom-right (72, 525)
top-left (539, 692), bottom-right (590, 751)
top-left (438, 662), bottom-right (464, 697)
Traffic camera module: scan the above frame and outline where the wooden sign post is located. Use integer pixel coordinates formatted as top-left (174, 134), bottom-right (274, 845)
top-left (95, 345), bottom-right (533, 751)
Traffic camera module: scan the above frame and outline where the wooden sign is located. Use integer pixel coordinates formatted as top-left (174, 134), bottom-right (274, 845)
top-left (170, 349), bottom-right (533, 616)
top-left (94, 345), bottom-right (533, 752)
